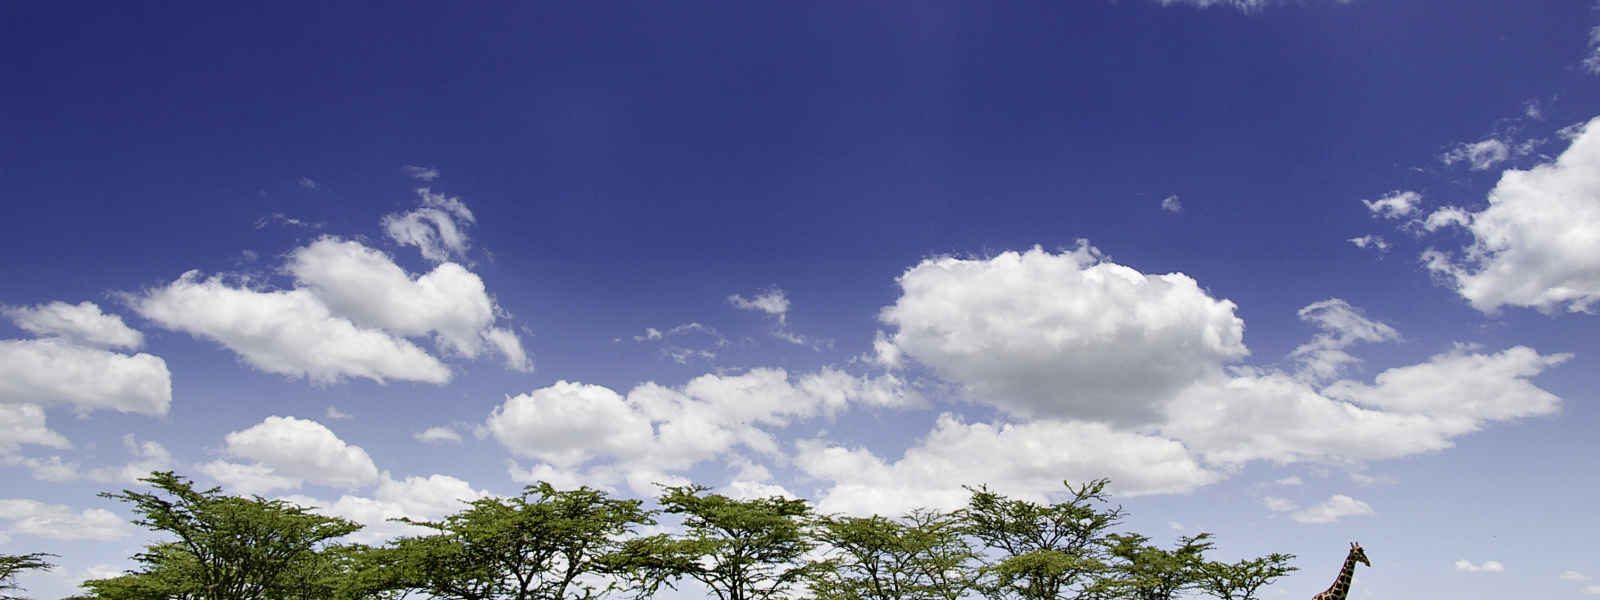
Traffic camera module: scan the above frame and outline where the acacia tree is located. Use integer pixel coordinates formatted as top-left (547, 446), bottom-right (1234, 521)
top-left (0, 553), bottom-right (54, 600)
top-left (611, 485), bottom-right (815, 600)
top-left (1195, 554), bottom-right (1297, 600)
top-left (808, 509), bottom-right (976, 600)
top-left (961, 480), bottom-right (1123, 600)
top-left (388, 482), bottom-right (654, 600)
top-left (1100, 533), bottom-right (1214, 600)
top-left (90, 472), bottom-right (360, 600)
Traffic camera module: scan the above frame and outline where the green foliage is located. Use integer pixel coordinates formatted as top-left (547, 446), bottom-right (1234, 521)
top-left (63, 471), bottom-right (1298, 600)
top-left (0, 552), bottom-right (55, 600)
top-left (610, 485), bottom-right (814, 600)
top-left (388, 481), bottom-right (655, 600)
top-left (808, 510), bottom-right (976, 600)
top-left (87, 471), bottom-right (361, 600)
top-left (1194, 553), bottom-right (1297, 600)
top-left (961, 479), bottom-right (1123, 600)
top-left (1100, 533), bottom-right (1214, 600)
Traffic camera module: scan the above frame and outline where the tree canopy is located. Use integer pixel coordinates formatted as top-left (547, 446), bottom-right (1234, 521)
top-left (57, 472), bottom-right (1298, 600)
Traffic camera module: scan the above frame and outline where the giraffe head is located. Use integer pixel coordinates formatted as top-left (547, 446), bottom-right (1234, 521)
top-left (1349, 542), bottom-right (1371, 566)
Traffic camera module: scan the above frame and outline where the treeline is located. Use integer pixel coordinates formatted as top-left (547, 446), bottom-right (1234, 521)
top-left (4, 472), bottom-right (1296, 600)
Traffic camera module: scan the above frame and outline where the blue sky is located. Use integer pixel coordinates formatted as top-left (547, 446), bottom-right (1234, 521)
top-left (4, 1), bottom-right (1600, 598)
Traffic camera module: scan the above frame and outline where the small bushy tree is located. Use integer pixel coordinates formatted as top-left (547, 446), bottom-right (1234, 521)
top-left (0, 553), bottom-right (54, 600)
top-left (390, 482), bottom-right (654, 600)
top-left (89, 472), bottom-right (360, 600)
top-left (962, 479), bottom-right (1124, 600)
top-left (611, 485), bottom-right (815, 600)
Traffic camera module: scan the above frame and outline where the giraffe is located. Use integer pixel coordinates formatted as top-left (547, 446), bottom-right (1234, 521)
top-left (1312, 542), bottom-right (1370, 600)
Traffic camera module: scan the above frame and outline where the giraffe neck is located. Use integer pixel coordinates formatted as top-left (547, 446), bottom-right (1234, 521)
top-left (1321, 552), bottom-right (1360, 600)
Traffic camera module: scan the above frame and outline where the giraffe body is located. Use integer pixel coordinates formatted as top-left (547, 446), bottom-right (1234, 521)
top-left (1311, 542), bottom-right (1370, 600)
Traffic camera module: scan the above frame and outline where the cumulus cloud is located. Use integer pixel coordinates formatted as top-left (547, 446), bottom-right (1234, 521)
top-left (1456, 560), bottom-right (1505, 573)
top-left (1163, 346), bottom-right (1566, 467)
top-left (1442, 139), bottom-right (1512, 171)
top-left (1290, 494), bottom-right (1373, 524)
top-left (0, 499), bottom-right (131, 540)
top-left (0, 338), bottom-right (172, 415)
top-left (414, 426), bottom-right (463, 445)
top-left (3, 301), bottom-right (143, 349)
top-left (0, 404), bottom-right (70, 454)
top-left (85, 435), bottom-right (173, 484)
top-left (203, 416), bottom-right (379, 494)
top-left (1347, 235), bottom-right (1389, 252)
top-left (403, 165), bottom-right (441, 181)
top-left (486, 368), bottom-right (919, 495)
top-left (1422, 116), bottom-right (1600, 313)
top-left (288, 237), bottom-right (527, 369)
top-left (282, 473), bottom-right (489, 544)
top-left (1161, 194), bottom-right (1183, 213)
top-left (797, 414), bottom-right (1219, 516)
top-left (383, 188), bottom-right (474, 263)
top-left (878, 242), bottom-right (1246, 424)
top-left (1362, 191), bottom-right (1421, 219)
top-left (730, 288), bottom-right (823, 348)
top-left (1289, 299), bottom-right (1400, 382)
top-left (134, 270), bottom-right (452, 385)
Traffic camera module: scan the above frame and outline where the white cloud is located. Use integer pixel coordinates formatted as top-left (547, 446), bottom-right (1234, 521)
top-left (1161, 194), bottom-right (1183, 213)
top-left (486, 381), bottom-right (656, 468)
top-left (208, 416), bottom-right (380, 493)
top-left (1262, 496), bottom-right (1297, 512)
top-left (382, 188), bottom-right (474, 263)
top-left (85, 435), bottom-right (172, 484)
top-left (1290, 494), bottom-right (1373, 524)
top-left (797, 414), bottom-right (1219, 516)
top-left (1422, 117), bottom-right (1600, 313)
top-left (483, 327), bottom-right (532, 371)
top-left (1442, 138), bottom-right (1512, 171)
top-left (288, 237), bottom-right (525, 367)
top-left (1585, 584), bottom-right (1600, 596)
top-left (297, 177), bottom-right (319, 190)
top-left (4, 455), bottom-right (80, 483)
top-left (0, 339), bottom-right (172, 415)
top-left (1154, 0), bottom-right (1271, 10)
top-left (1455, 560), bottom-right (1505, 573)
top-left (281, 472), bottom-right (487, 544)
top-left (4, 301), bottom-right (143, 349)
top-left (486, 368), bottom-right (919, 495)
top-left (730, 288), bottom-right (824, 348)
top-left (1362, 190), bottom-right (1421, 219)
top-left (414, 426), bottom-right (463, 445)
top-left (133, 270), bottom-right (451, 385)
top-left (403, 165), bottom-right (441, 181)
top-left (1347, 235), bottom-right (1389, 252)
top-left (729, 288), bottom-right (790, 319)
top-left (200, 460), bottom-right (300, 496)
top-left (1563, 571), bottom-right (1592, 582)
top-left (878, 242), bottom-right (1246, 424)
top-left (1289, 299), bottom-right (1400, 382)
top-left (1421, 206), bottom-right (1471, 232)
top-left (1163, 346), bottom-right (1565, 467)
top-left (0, 404), bottom-right (70, 453)
top-left (0, 499), bottom-right (131, 540)
top-left (325, 405), bottom-right (353, 420)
